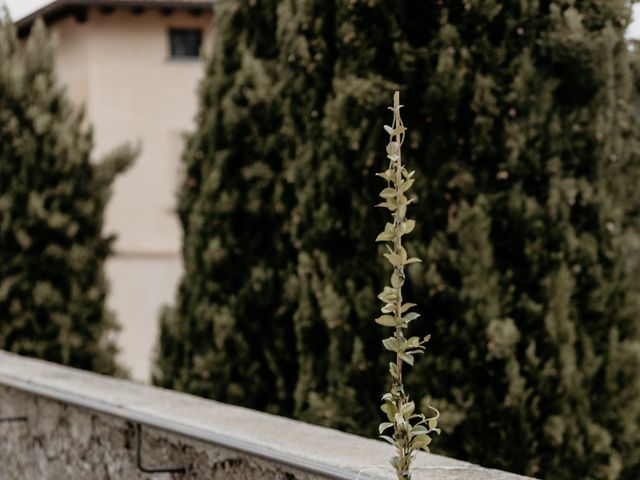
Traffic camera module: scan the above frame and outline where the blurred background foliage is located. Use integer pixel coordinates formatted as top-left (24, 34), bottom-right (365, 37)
top-left (0, 17), bottom-right (135, 375)
top-left (154, 1), bottom-right (640, 479)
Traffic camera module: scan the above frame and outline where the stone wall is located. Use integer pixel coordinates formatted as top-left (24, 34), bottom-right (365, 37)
top-left (0, 386), bottom-right (312, 480)
top-left (0, 352), bottom-right (535, 480)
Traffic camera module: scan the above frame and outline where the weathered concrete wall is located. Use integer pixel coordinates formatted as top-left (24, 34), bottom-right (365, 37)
top-left (0, 386), bottom-right (313, 479)
top-left (0, 352), bottom-right (536, 480)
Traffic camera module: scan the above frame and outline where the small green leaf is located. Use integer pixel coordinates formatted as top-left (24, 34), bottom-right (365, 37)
top-left (379, 422), bottom-right (394, 434)
top-left (375, 201), bottom-right (397, 211)
top-left (391, 271), bottom-right (402, 288)
top-left (380, 435), bottom-right (395, 445)
top-left (384, 253), bottom-right (402, 267)
top-left (410, 425), bottom-right (428, 437)
top-left (404, 219), bottom-right (416, 234)
top-left (402, 312), bottom-right (420, 323)
top-left (398, 203), bottom-right (407, 219)
top-left (381, 303), bottom-right (395, 313)
top-left (399, 352), bottom-right (414, 365)
top-left (376, 315), bottom-right (397, 327)
top-left (376, 171), bottom-right (391, 181)
top-left (401, 178), bottom-right (415, 192)
top-left (382, 337), bottom-right (400, 352)
top-left (376, 223), bottom-right (395, 241)
top-left (381, 401), bottom-right (397, 421)
top-left (400, 401), bottom-right (415, 418)
top-left (375, 231), bottom-right (394, 242)
top-left (378, 287), bottom-right (397, 303)
top-left (401, 303), bottom-right (417, 313)
top-left (411, 434), bottom-right (432, 450)
top-left (379, 187), bottom-right (396, 199)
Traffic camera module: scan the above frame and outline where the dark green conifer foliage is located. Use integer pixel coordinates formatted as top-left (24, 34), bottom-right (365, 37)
top-left (157, 1), bottom-right (640, 478)
top-left (154, 0), bottom-right (330, 412)
top-left (0, 17), bottom-right (134, 374)
top-left (407, 3), bottom-right (640, 478)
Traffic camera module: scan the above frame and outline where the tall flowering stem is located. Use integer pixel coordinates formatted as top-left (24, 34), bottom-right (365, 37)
top-left (375, 92), bottom-right (440, 479)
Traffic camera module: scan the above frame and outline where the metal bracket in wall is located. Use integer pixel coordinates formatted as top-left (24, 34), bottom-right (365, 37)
top-left (136, 423), bottom-right (186, 475)
top-left (0, 416), bottom-right (27, 423)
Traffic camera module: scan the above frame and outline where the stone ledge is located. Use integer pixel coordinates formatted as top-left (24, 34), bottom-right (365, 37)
top-left (0, 351), bottom-right (534, 479)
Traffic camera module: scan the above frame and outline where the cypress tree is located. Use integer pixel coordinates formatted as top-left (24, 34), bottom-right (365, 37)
top-left (154, 0), bottom-right (329, 412)
top-left (0, 17), bottom-right (134, 375)
top-left (157, 1), bottom-right (640, 478)
top-left (408, 3), bottom-right (640, 478)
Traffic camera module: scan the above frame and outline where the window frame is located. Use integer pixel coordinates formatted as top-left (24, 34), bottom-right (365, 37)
top-left (168, 28), bottom-right (203, 60)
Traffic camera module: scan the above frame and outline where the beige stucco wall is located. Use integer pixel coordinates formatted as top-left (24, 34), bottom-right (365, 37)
top-left (49, 7), bottom-right (212, 380)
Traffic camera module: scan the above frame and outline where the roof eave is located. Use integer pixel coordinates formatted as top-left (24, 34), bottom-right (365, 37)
top-left (15, 0), bottom-right (213, 33)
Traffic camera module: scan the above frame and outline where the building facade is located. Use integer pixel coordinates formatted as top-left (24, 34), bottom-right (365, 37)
top-left (16, 0), bottom-right (213, 381)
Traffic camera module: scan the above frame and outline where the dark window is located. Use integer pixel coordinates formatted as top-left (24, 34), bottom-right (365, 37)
top-left (169, 29), bottom-right (202, 59)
